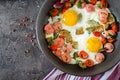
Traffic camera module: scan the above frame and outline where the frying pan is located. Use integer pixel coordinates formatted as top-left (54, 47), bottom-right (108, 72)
top-left (36, 0), bottom-right (120, 76)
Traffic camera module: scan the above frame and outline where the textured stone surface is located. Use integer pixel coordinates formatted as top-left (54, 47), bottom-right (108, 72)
top-left (0, 0), bottom-right (54, 80)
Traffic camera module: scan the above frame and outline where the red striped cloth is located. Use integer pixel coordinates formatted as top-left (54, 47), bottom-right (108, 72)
top-left (43, 61), bottom-right (120, 80)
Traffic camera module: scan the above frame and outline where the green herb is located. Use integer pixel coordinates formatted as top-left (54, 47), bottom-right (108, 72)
top-left (73, 52), bottom-right (78, 59)
top-left (77, 1), bottom-right (82, 8)
top-left (70, 0), bottom-right (75, 4)
top-left (97, 4), bottom-right (101, 8)
top-left (48, 39), bottom-right (53, 45)
top-left (108, 33), bottom-right (116, 39)
top-left (57, 18), bottom-right (61, 22)
top-left (58, 8), bottom-right (63, 13)
top-left (76, 59), bottom-right (82, 64)
top-left (54, 32), bottom-right (59, 39)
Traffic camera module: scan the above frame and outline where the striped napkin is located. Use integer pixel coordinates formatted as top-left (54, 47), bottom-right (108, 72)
top-left (43, 61), bottom-right (120, 80)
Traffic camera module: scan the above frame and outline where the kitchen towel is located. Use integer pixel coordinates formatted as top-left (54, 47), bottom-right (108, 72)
top-left (43, 61), bottom-right (120, 80)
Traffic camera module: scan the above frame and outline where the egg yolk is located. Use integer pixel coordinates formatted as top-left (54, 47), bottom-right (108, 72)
top-left (63, 10), bottom-right (78, 26)
top-left (87, 37), bottom-right (102, 52)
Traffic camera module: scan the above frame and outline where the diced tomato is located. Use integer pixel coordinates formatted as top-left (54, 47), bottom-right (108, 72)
top-left (100, 0), bottom-right (108, 8)
top-left (108, 38), bottom-right (115, 43)
top-left (49, 44), bottom-right (58, 51)
top-left (59, 35), bottom-right (65, 39)
top-left (111, 23), bottom-right (118, 32)
top-left (91, 0), bottom-right (97, 5)
top-left (85, 59), bottom-right (94, 67)
top-left (101, 37), bottom-right (107, 44)
top-left (64, 1), bottom-right (72, 8)
top-left (93, 31), bottom-right (101, 37)
top-left (79, 50), bottom-right (89, 59)
top-left (49, 8), bottom-right (59, 17)
top-left (62, 8), bottom-right (68, 14)
top-left (61, 53), bottom-right (71, 63)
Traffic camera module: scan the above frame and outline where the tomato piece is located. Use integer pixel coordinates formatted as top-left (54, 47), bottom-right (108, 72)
top-left (93, 31), bottom-right (101, 37)
top-left (91, 0), bottom-right (97, 5)
top-left (85, 59), bottom-right (94, 67)
top-left (49, 8), bottom-right (59, 17)
top-left (101, 37), bottom-right (107, 44)
top-left (100, 0), bottom-right (108, 8)
top-left (62, 8), bottom-right (68, 14)
top-left (108, 38), bottom-right (115, 43)
top-left (49, 44), bottom-right (58, 51)
top-left (111, 23), bottom-right (118, 32)
top-left (79, 50), bottom-right (89, 59)
top-left (61, 53), bottom-right (71, 63)
top-left (64, 1), bottom-right (72, 8)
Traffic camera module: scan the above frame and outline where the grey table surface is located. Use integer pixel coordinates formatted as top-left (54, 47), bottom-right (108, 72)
top-left (0, 0), bottom-right (54, 80)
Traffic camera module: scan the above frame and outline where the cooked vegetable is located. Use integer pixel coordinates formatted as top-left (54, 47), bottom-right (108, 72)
top-left (62, 8), bottom-right (68, 14)
top-left (100, 0), bottom-right (108, 8)
top-left (50, 44), bottom-right (58, 51)
top-left (79, 61), bottom-right (86, 69)
top-left (87, 20), bottom-right (99, 27)
top-left (76, 27), bottom-right (84, 35)
top-left (53, 2), bottom-right (63, 8)
top-left (73, 52), bottom-right (79, 59)
top-left (53, 32), bottom-right (59, 39)
top-left (79, 50), bottom-right (89, 59)
top-left (49, 8), bottom-right (59, 17)
top-left (97, 4), bottom-right (101, 8)
top-left (85, 59), bottom-right (94, 67)
top-left (107, 38), bottom-right (115, 43)
top-left (72, 41), bottom-right (78, 49)
top-left (107, 13), bottom-right (115, 24)
top-left (91, 0), bottom-right (97, 5)
top-left (101, 37), bottom-right (107, 44)
top-left (77, 1), bottom-right (82, 8)
top-left (59, 29), bottom-right (73, 43)
top-left (93, 31), bottom-right (101, 37)
top-left (64, 1), bottom-right (72, 8)
top-left (78, 13), bottom-right (82, 21)
top-left (111, 23), bottom-right (118, 32)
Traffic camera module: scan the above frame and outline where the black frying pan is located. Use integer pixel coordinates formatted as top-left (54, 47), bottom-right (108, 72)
top-left (36, 0), bottom-right (120, 76)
